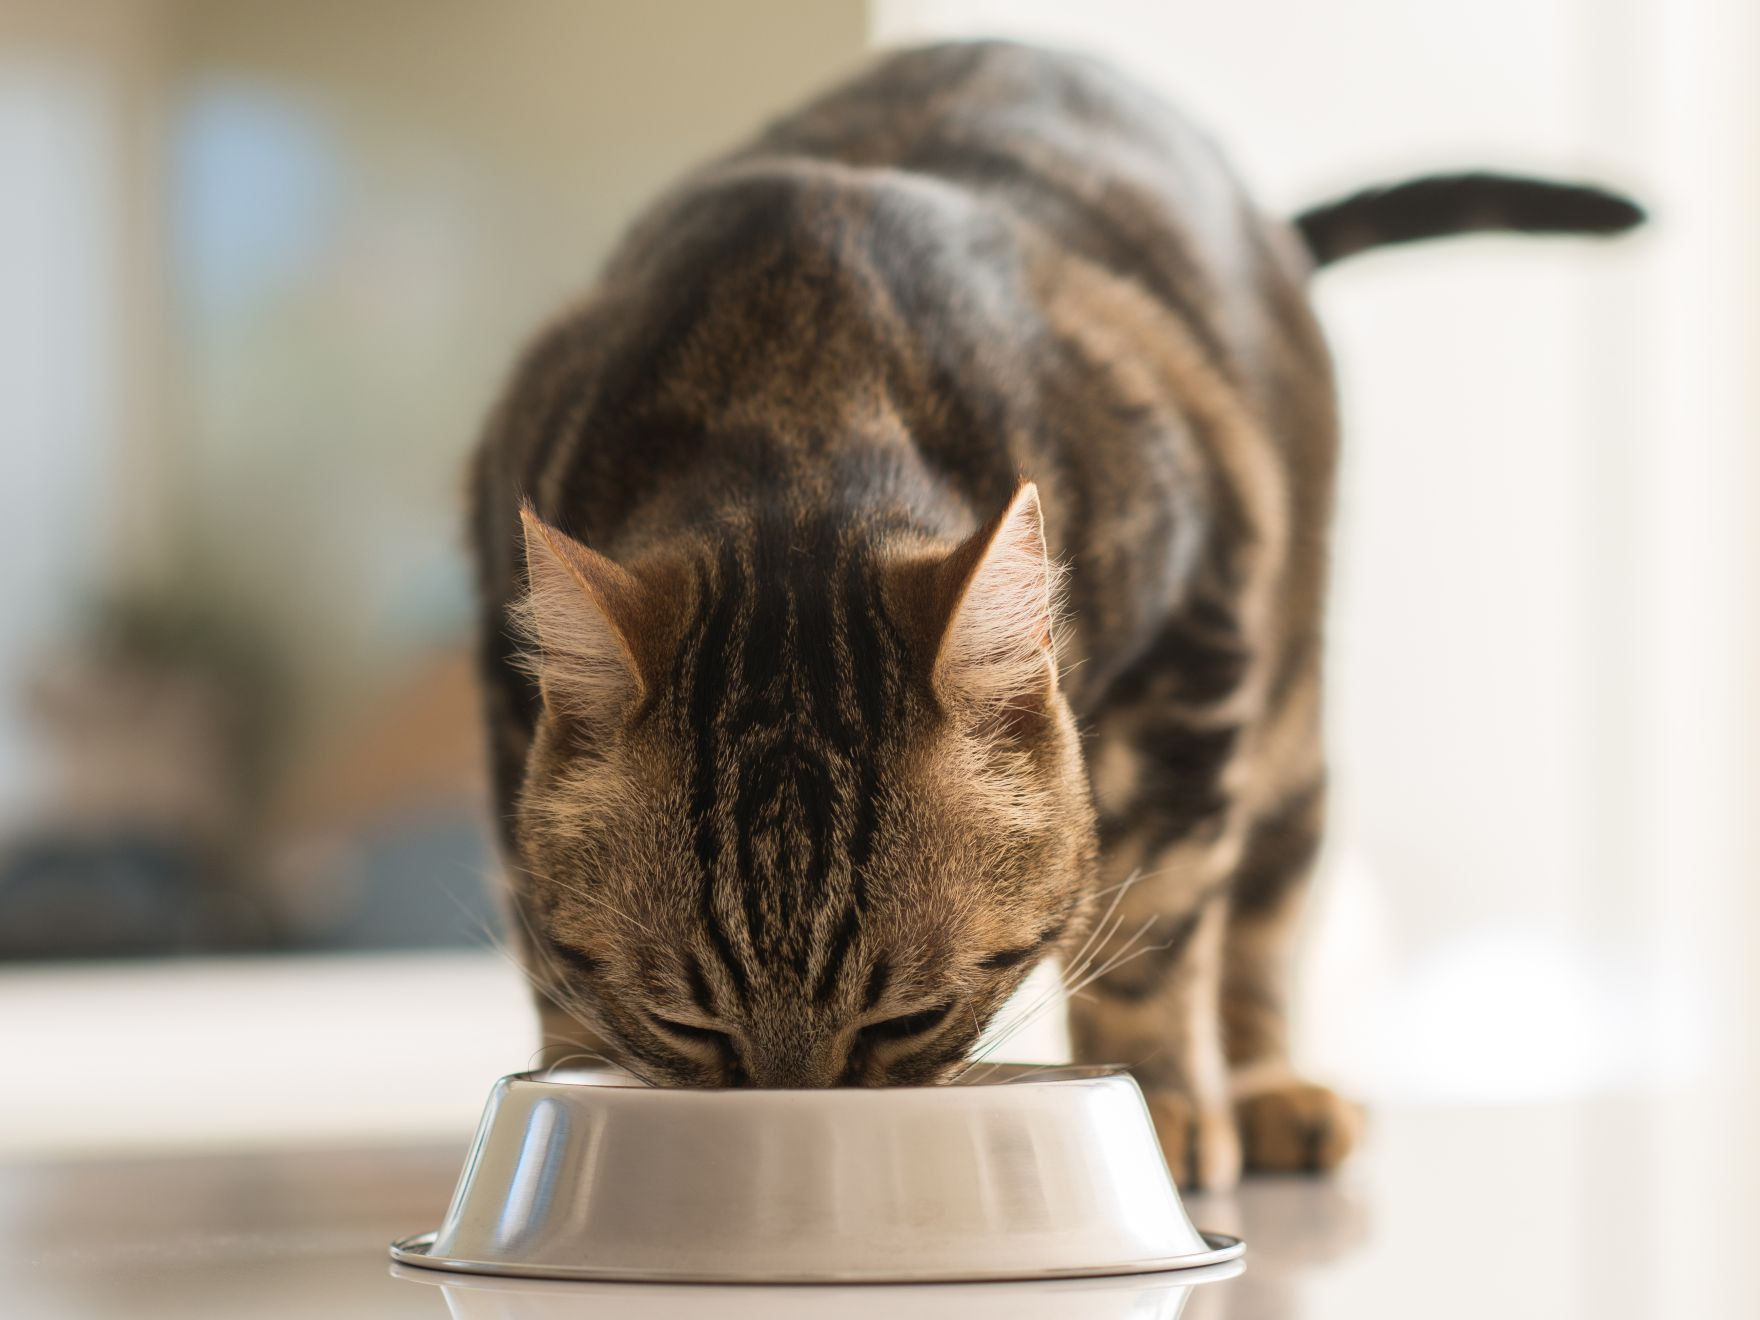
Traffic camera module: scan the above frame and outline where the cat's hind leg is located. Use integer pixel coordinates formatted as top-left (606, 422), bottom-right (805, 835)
top-left (1068, 684), bottom-right (1253, 1190)
top-left (1064, 817), bottom-right (1244, 1191)
top-left (1223, 768), bottom-right (1363, 1175)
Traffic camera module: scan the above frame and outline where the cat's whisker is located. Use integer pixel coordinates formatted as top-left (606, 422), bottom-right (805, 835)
top-left (1058, 926), bottom-right (1178, 1000)
top-left (970, 859), bottom-right (1195, 1072)
top-left (964, 872), bottom-right (1126, 1070)
top-left (505, 861), bottom-right (663, 944)
top-left (1126, 1043), bottom-right (1170, 1078)
top-left (996, 1061), bottom-right (1100, 1084)
top-left (1060, 866), bottom-right (1146, 986)
top-left (962, 891), bottom-right (1140, 1073)
top-left (1063, 895), bottom-right (1138, 987)
top-left (524, 1032), bottom-right (617, 1073)
top-left (447, 880), bottom-right (615, 1042)
top-left (534, 1049), bottom-right (625, 1076)
top-left (444, 877), bottom-right (576, 1015)
top-left (438, 879), bottom-right (663, 1089)
top-left (500, 904), bottom-right (616, 1041)
top-left (955, 909), bottom-right (1164, 1081)
top-left (1063, 914), bottom-right (1165, 996)
top-left (534, 1049), bottom-right (596, 1071)
top-left (950, 938), bottom-right (1105, 1085)
top-left (969, 889), bottom-right (1138, 1059)
top-left (438, 874), bottom-right (511, 953)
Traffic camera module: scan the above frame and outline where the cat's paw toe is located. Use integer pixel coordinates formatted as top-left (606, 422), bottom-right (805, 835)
top-left (1233, 1076), bottom-right (1362, 1175)
top-left (1143, 1088), bottom-right (1242, 1191)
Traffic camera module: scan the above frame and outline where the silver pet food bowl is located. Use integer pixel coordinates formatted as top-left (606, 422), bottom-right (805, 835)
top-left (391, 1064), bottom-right (1242, 1284)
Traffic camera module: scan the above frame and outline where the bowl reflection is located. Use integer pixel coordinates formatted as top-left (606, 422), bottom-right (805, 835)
top-left (390, 1258), bottom-right (1245, 1319)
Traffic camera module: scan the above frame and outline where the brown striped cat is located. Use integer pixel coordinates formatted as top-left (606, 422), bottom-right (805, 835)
top-left (469, 41), bottom-right (1641, 1188)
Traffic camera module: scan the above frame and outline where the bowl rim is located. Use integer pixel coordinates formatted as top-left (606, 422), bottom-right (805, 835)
top-left (389, 1229), bottom-right (1246, 1285)
top-left (387, 1254), bottom-right (1249, 1294)
top-left (513, 1061), bottom-right (1136, 1096)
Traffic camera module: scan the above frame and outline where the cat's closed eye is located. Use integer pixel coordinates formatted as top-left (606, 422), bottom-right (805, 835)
top-left (546, 941), bottom-right (603, 979)
top-left (651, 1016), bottom-right (734, 1052)
top-left (857, 1001), bottom-right (954, 1046)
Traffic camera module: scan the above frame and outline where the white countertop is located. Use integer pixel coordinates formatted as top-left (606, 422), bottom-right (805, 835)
top-left (4, 1097), bottom-right (1756, 1318)
top-left (4, 954), bottom-right (1755, 1316)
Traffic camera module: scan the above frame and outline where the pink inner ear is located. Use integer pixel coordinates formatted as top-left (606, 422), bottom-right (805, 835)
top-left (517, 507), bottom-right (644, 717)
top-left (935, 483), bottom-right (1060, 715)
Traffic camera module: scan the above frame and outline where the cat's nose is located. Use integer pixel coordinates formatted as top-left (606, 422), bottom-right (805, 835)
top-left (738, 1038), bottom-right (848, 1088)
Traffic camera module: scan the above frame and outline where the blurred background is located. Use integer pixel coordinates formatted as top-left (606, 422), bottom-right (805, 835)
top-left (0, 0), bottom-right (1753, 1262)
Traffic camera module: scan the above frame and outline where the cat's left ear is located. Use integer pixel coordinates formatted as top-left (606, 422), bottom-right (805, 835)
top-left (517, 505), bottom-right (656, 723)
top-left (931, 482), bottom-right (1063, 735)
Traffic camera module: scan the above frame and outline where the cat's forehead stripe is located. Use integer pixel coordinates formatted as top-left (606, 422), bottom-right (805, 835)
top-left (678, 516), bottom-right (909, 1006)
top-left (685, 540), bottom-right (752, 1000)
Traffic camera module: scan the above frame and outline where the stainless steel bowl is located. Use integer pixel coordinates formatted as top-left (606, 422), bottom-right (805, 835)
top-left (391, 1064), bottom-right (1242, 1284)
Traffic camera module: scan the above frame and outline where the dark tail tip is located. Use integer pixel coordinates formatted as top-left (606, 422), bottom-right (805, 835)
top-left (1551, 184), bottom-right (1647, 235)
top-left (1297, 172), bottom-right (1647, 269)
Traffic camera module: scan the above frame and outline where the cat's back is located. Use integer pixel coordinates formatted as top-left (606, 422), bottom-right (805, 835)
top-left (752, 41), bottom-right (1238, 232)
top-left (501, 42), bottom-right (1319, 538)
top-left (742, 41), bottom-right (1308, 374)
top-left (476, 39), bottom-right (1329, 593)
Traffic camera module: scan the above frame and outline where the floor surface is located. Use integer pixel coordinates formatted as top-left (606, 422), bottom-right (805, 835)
top-left (5, 1098), bottom-right (1755, 1318)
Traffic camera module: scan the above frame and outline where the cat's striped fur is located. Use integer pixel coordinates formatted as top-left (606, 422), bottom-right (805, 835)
top-left (470, 41), bottom-right (1641, 1186)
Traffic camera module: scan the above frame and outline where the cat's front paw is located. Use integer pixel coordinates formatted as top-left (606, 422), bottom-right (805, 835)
top-left (1143, 1087), bottom-right (1242, 1191)
top-left (1232, 1074), bottom-right (1362, 1175)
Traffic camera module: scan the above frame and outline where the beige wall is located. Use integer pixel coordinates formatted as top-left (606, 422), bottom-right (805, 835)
top-left (0, 0), bottom-right (175, 811)
top-left (172, 0), bottom-right (871, 314)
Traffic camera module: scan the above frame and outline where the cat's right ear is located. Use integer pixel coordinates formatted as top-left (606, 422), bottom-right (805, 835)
top-left (516, 505), bottom-right (648, 723)
top-left (926, 482), bottom-right (1064, 738)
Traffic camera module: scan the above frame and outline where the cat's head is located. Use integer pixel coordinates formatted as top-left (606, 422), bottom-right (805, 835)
top-left (508, 483), bottom-right (1097, 1086)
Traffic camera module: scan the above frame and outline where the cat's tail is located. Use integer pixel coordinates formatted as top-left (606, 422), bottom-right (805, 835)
top-left (1295, 172), bottom-right (1645, 268)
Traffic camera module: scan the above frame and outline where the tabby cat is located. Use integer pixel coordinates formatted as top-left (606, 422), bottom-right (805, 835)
top-left (470, 41), bottom-right (1641, 1188)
